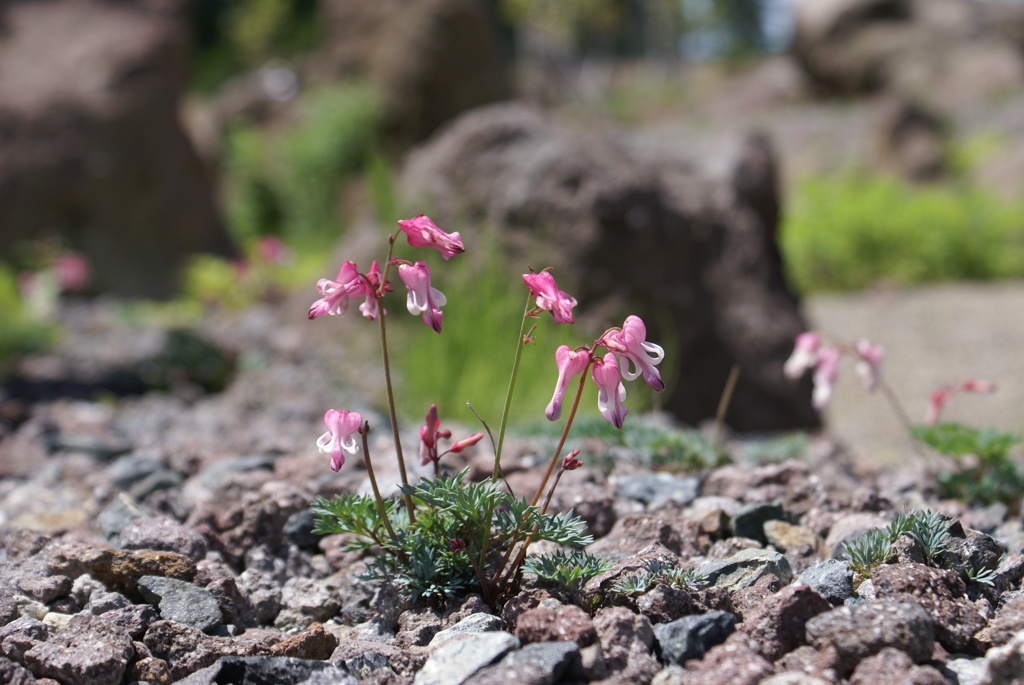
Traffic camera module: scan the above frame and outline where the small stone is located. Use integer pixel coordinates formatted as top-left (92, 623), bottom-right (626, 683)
top-left (653, 611), bottom-right (736, 666)
top-left (267, 623), bottom-right (339, 660)
top-left (849, 646), bottom-right (948, 685)
top-left (699, 548), bottom-right (793, 592)
top-left (413, 631), bottom-right (520, 685)
top-left (97, 604), bottom-right (159, 640)
top-left (432, 613), bottom-right (504, 646)
top-left (871, 562), bottom-right (987, 653)
top-left (41, 612), bottom-right (72, 632)
top-left (592, 606), bottom-right (657, 675)
top-left (137, 575), bottom-right (223, 633)
top-left (50, 548), bottom-right (197, 600)
top-left (16, 575), bottom-right (72, 604)
top-left (739, 583), bottom-right (831, 661)
top-left (464, 640), bottom-right (581, 685)
top-left (514, 605), bottom-right (597, 647)
top-left (656, 633), bottom-right (773, 685)
top-left (731, 502), bottom-right (786, 544)
top-left (797, 559), bottom-right (854, 605)
top-left (282, 509), bottom-right (323, 550)
top-left (119, 516), bottom-right (208, 562)
top-left (764, 520), bottom-right (821, 556)
top-left (87, 590), bottom-right (133, 614)
top-left (177, 656), bottom-right (355, 685)
top-left (22, 613), bottom-right (133, 685)
top-left (0, 616), bottom-right (48, 661)
top-left (637, 583), bottom-right (695, 624)
top-left (274, 576), bottom-right (341, 630)
top-left (805, 600), bottom-right (934, 675)
top-left (616, 473), bottom-right (700, 509)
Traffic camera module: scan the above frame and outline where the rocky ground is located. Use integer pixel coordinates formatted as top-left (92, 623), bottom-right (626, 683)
top-left (1, 295), bottom-right (1024, 685)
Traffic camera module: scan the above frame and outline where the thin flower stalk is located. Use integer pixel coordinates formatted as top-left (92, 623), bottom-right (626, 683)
top-left (493, 291), bottom-right (537, 481)
top-left (358, 423), bottom-right (405, 559)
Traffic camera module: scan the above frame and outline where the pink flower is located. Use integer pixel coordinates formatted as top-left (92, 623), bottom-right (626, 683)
top-left (961, 379), bottom-right (996, 393)
top-left (359, 260), bottom-right (386, 320)
top-left (397, 215), bottom-right (464, 260)
top-left (53, 251), bottom-right (91, 293)
top-left (522, 270), bottom-right (577, 324)
top-left (562, 449), bottom-right (583, 471)
top-left (602, 316), bottom-right (666, 392)
top-left (449, 433), bottom-right (485, 453)
top-left (784, 332), bottom-right (822, 380)
top-left (592, 353), bottom-right (628, 428)
top-left (925, 387), bottom-right (952, 426)
top-left (545, 345), bottom-right (592, 421)
top-left (811, 346), bottom-right (841, 411)
top-left (853, 339), bottom-right (884, 391)
top-left (398, 260), bottom-right (446, 333)
top-left (316, 410), bottom-right (363, 471)
top-left (256, 236), bottom-right (290, 264)
top-left (308, 261), bottom-right (367, 320)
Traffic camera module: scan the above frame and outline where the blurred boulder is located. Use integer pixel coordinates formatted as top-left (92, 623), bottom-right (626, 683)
top-left (792, 0), bottom-right (1024, 108)
top-left (399, 104), bottom-right (819, 432)
top-left (309, 0), bottom-right (511, 148)
top-left (873, 97), bottom-right (948, 182)
top-left (0, 0), bottom-right (234, 298)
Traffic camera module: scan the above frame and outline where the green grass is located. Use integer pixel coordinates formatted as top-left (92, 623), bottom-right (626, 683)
top-left (781, 171), bottom-right (1024, 293)
top-left (0, 266), bottom-right (57, 378)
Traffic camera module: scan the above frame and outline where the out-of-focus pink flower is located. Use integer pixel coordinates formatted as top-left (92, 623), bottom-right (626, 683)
top-left (397, 215), bottom-right (464, 260)
top-left (256, 236), bottom-right (290, 264)
top-left (522, 270), bottom-right (577, 324)
top-left (811, 346), bottom-right (842, 411)
top-left (316, 410), bottom-right (363, 471)
top-left (53, 251), bottom-right (91, 293)
top-left (398, 260), bottom-right (446, 333)
top-left (854, 339), bottom-right (884, 391)
top-left (562, 449), bottom-right (583, 471)
top-left (602, 316), bottom-right (665, 392)
top-left (592, 352), bottom-right (629, 429)
top-left (925, 387), bottom-right (952, 425)
top-left (308, 261), bottom-right (367, 320)
top-left (545, 345), bottom-right (592, 421)
top-left (784, 331), bottom-right (822, 380)
top-left (961, 379), bottom-right (996, 393)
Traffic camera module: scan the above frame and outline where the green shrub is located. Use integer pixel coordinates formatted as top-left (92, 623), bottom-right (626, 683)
top-left (782, 171), bottom-right (1024, 293)
top-left (911, 422), bottom-right (1024, 506)
top-left (223, 82), bottom-right (380, 248)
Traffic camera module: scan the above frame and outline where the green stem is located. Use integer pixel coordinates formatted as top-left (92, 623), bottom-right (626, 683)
top-left (494, 293), bottom-right (536, 481)
top-left (378, 304), bottom-right (415, 523)
top-left (539, 466), bottom-right (566, 516)
top-left (359, 423), bottom-right (405, 561)
top-left (531, 361), bottom-right (591, 507)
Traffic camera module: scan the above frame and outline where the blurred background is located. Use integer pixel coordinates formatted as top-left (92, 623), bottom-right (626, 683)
top-left (2, 0), bottom-right (1024, 463)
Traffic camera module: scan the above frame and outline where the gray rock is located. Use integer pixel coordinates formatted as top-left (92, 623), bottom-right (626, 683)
top-left (431, 612), bottom-right (503, 646)
top-left (87, 590), bottom-right (133, 615)
top-left (182, 455), bottom-right (277, 505)
top-left (465, 640), bottom-right (581, 685)
top-left (343, 650), bottom-right (390, 679)
top-left (127, 468), bottom-right (185, 500)
top-left (137, 575), bottom-right (223, 632)
top-left (352, 616), bottom-right (397, 644)
top-left (0, 656), bottom-right (35, 685)
top-left (104, 452), bottom-right (165, 490)
top-left (0, 616), bottom-right (48, 660)
top-left (805, 600), bottom-right (934, 675)
top-left (282, 509), bottom-right (323, 551)
top-left (730, 501), bottom-right (786, 544)
top-left (653, 611), bottom-right (736, 666)
top-left (699, 548), bottom-right (794, 592)
top-left (238, 568), bottom-right (283, 625)
top-left (22, 612), bottom-right (133, 685)
top-left (798, 559), bottom-right (854, 605)
top-left (97, 603), bottom-right (159, 640)
top-left (0, 585), bottom-right (19, 626)
top-left (616, 474), bottom-right (701, 508)
top-left (414, 631), bottom-right (520, 685)
top-left (176, 655), bottom-right (356, 685)
top-left (97, 493), bottom-right (151, 543)
top-left (274, 577), bottom-right (341, 630)
top-left (119, 516), bottom-right (208, 562)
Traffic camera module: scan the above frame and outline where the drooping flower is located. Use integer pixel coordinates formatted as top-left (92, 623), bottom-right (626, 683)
top-left (316, 409), bottom-right (363, 471)
top-left (784, 331), bottom-right (822, 380)
top-left (592, 353), bottom-right (629, 428)
top-left (522, 270), bottom-right (577, 324)
top-left (545, 345), bottom-right (592, 421)
top-left (397, 215), bottom-right (465, 260)
top-left (811, 346), bottom-right (842, 411)
top-left (308, 261), bottom-right (367, 320)
top-left (602, 316), bottom-right (665, 392)
top-left (562, 449), bottom-right (584, 471)
top-left (853, 339), bottom-right (884, 391)
top-left (925, 387), bottom-right (952, 426)
top-left (358, 260), bottom-right (387, 320)
top-left (398, 260), bottom-right (446, 333)
top-left (961, 379), bottom-right (996, 393)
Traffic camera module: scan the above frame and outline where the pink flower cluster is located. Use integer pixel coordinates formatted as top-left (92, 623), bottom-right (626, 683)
top-left (784, 332), bottom-right (884, 411)
top-left (545, 314), bottom-right (666, 429)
